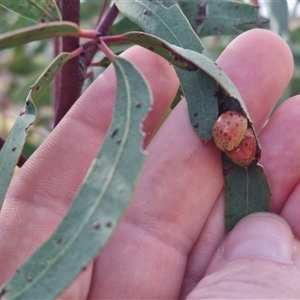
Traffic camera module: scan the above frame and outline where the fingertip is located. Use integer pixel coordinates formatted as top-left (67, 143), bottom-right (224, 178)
top-left (216, 29), bottom-right (293, 130)
top-left (223, 213), bottom-right (294, 264)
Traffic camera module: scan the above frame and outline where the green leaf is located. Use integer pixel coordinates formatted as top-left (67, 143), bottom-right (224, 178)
top-left (119, 31), bottom-right (252, 141)
top-left (0, 100), bottom-right (36, 208)
top-left (0, 21), bottom-right (80, 51)
top-left (223, 154), bottom-right (271, 232)
top-left (269, 0), bottom-right (288, 40)
top-left (179, 0), bottom-right (267, 37)
top-left (30, 52), bottom-right (71, 101)
top-left (114, 1), bottom-right (218, 140)
top-left (114, 0), bottom-right (203, 52)
top-left (0, 53), bottom-right (71, 208)
top-left (0, 0), bottom-right (61, 23)
top-left (116, 31), bottom-right (271, 226)
top-left (0, 56), bottom-right (152, 300)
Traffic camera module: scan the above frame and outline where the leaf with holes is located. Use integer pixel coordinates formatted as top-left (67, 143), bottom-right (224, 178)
top-left (0, 0), bottom-right (61, 23)
top-left (114, 0), bottom-right (219, 141)
top-left (0, 56), bottom-right (152, 300)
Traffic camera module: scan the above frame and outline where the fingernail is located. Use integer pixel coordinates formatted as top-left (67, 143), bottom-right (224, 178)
top-left (224, 213), bottom-right (294, 264)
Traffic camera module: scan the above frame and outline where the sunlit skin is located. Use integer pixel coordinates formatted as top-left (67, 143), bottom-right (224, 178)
top-left (1, 29), bottom-right (300, 298)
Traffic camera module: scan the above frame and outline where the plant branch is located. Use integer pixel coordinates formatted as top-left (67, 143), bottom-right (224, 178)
top-left (54, 0), bottom-right (83, 126)
top-left (80, 3), bottom-right (119, 71)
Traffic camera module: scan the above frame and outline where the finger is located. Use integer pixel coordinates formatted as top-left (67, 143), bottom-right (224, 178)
top-left (180, 29), bottom-right (293, 298)
top-left (0, 46), bottom-right (178, 287)
top-left (90, 29), bottom-right (293, 299)
top-left (256, 95), bottom-right (300, 238)
top-left (187, 214), bottom-right (300, 299)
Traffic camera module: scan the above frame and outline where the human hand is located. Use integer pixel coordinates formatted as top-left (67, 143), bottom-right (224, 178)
top-left (1, 28), bottom-right (300, 299)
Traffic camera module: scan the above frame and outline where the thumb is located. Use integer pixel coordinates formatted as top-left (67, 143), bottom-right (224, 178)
top-left (187, 213), bottom-right (300, 299)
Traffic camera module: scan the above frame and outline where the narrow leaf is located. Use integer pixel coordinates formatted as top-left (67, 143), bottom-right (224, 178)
top-left (114, 0), bottom-right (203, 52)
top-left (179, 0), bottom-right (267, 37)
top-left (0, 53), bottom-right (71, 208)
top-left (223, 154), bottom-right (272, 232)
top-left (115, 1), bottom-right (219, 141)
top-left (30, 52), bottom-right (72, 101)
top-left (0, 100), bottom-right (36, 207)
top-left (119, 31), bottom-right (252, 141)
top-left (0, 56), bottom-right (152, 300)
top-left (269, 0), bottom-right (289, 40)
top-left (0, 0), bottom-right (61, 23)
top-left (0, 21), bottom-right (80, 51)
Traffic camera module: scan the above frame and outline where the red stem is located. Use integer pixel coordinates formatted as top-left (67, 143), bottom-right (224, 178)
top-left (54, 0), bottom-right (83, 126)
top-left (80, 3), bottom-right (119, 70)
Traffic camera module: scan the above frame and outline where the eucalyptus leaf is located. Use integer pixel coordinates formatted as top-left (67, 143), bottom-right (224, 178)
top-left (114, 0), bottom-right (203, 52)
top-left (0, 21), bottom-right (80, 51)
top-left (0, 56), bottom-right (152, 300)
top-left (0, 100), bottom-right (36, 208)
top-left (269, 0), bottom-right (289, 40)
top-left (223, 154), bottom-right (271, 232)
top-left (0, 0), bottom-right (61, 23)
top-left (119, 31), bottom-right (253, 140)
top-left (179, 0), bottom-right (267, 37)
top-left (0, 52), bottom-right (72, 208)
top-left (115, 0), bottom-right (219, 141)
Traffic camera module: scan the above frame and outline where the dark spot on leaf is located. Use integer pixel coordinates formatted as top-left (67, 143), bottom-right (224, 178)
top-left (193, 122), bottom-right (199, 128)
top-left (110, 128), bottom-right (118, 138)
top-left (27, 276), bottom-right (33, 282)
top-left (26, 100), bottom-right (30, 106)
top-left (116, 138), bottom-right (122, 144)
top-left (56, 237), bottom-right (63, 245)
top-left (193, 112), bottom-right (198, 117)
top-left (144, 9), bottom-right (150, 15)
top-left (40, 18), bottom-right (46, 23)
top-left (47, 3), bottom-right (53, 9)
top-left (235, 4), bottom-right (240, 9)
top-left (93, 221), bottom-right (100, 229)
top-left (12, 147), bottom-right (16, 152)
top-left (35, 86), bottom-right (40, 91)
top-left (196, 4), bottom-right (206, 28)
top-left (0, 288), bottom-right (7, 296)
top-left (135, 102), bottom-right (141, 108)
top-left (81, 265), bottom-right (87, 271)
top-left (148, 46), bottom-right (154, 52)
top-left (105, 221), bottom-right (112, 228)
